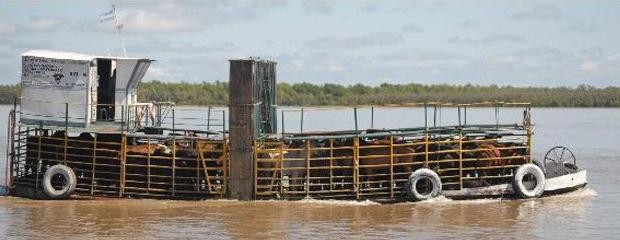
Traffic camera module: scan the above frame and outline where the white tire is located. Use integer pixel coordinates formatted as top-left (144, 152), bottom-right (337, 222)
top-left (406, 168), bottom-right (442, 201)
top-left (513, 163), bottom-right (546, 199)
top-left (42, 164), bottom-right (77, 200)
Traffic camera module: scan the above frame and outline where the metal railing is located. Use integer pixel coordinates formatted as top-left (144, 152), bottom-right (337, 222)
top-left (255, 102), bottom-right (533, 200)
top-left (255, 127), bottom-right (530, 200)
top-left (9, 128), bottom-right (228, 199)
top-left (15, 97), bottom-right (227, 135)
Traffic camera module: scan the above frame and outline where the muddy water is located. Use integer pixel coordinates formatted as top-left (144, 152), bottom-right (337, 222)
top-left (0, 106), bottom-right (619, 239)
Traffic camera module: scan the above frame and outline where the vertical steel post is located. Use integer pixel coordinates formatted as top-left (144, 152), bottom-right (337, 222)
top-left (172, 109), bottom-right (176, 135)
top-left (354, 107), bottom-right (358, 134)
top-left (147, 135), bottom-right (151, 193)
top-left (120, 106), bottom-right (125, 133)
top-left (158, 104), bottom-right (162, 126)
top-left (300, 107), bottom-right (304, 134)
top-left (526, 107), bottom-right (533, 163)
top-left (279, 142), bottom-right (284, 195)
top-left (91, 134), bottom-right (97, 195)
top-left (458, 106), bottom-right (462, 127)
top-left (171, 109), bottom-right (176, 197)
top-left (119, 134), bottom-right (126, 197)
top-left (15, 125), bottom-right (21, 182)
top-left (353, 137), bottom-right (360, 200)
top-left (329, 139), bottom-right (334, 191)
top-left (280, 111), bottom-right (285, 135)
top-left (35, 134), bottom-right (42, 190)
top-left (146, 104), bottom-right (150, 127)
top-left (389, 135), bottom-right (394, 198)
top-left (172, 135), bottom-right (176, 197)
top-left (370, 106), bottom-right (374, 129)
top-left (65, 103), bottom-right (69, 131)
top-left (8, 97), bottom-right (17, 186)
top-left (458, 131), bottom-right (463, 190)
top-left (424, 103), bottom-right (428, 130)
top-left (305, 140), bottom-right (310, 197)
top-left (424, 134), bottom-right (429, 168)
top-left (222, 110), bottom-right (226, 133)
top-left (433, 104), bottom-right (437, 128)
top-left (207, 106), bottom-right (212, 131)
top-left (64, 103), bottom-right (68, 165)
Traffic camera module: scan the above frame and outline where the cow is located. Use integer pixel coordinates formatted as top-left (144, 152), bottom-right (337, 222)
top-left (358, 138), bottom-right (416, 188)
top-left (126, 143), bottom-right (172, 156)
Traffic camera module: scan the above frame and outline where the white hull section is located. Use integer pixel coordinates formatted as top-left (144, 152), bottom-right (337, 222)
top-left (443, 169), bottom-right (587, 198)
top-left (544, 169), bottom-right (587, 191)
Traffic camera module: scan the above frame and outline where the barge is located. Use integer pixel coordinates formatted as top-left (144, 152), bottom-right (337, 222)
top-left (2, 50), bottom-right (587, 201)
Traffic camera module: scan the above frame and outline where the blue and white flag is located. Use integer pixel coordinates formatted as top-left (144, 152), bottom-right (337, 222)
top-left (99, 6), bottom-right (115, 22)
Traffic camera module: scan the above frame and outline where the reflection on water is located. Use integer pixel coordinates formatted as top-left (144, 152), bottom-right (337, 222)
top-left (0, 105), bottom-right (619, 239)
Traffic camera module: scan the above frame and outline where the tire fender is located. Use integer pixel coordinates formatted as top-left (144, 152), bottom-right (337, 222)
top-left (406, 168), bottom-right (442, 201)
top-left (513, 163), bottom-right (546, 199)
top-left (42, 164), bottom-right (77, 200)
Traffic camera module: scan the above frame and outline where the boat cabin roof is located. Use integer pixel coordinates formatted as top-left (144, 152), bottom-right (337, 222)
top-left (22, 49), bottom-right (153, 62)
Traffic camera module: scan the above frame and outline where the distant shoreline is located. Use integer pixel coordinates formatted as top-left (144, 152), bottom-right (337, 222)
top-left (2, 81), bottom-right (620, 107)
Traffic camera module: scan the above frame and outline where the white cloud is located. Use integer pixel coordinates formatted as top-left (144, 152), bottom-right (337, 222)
top-left (447, 34), bottom-right (525, 45)
top-left (0, 21), bottom-right (16, 35)
top-left (401, 23), bottom-right (422, 33)
top-left (510, 4), bottom-right (563, 21)
top-left (106, 9), bottom-right (199, 33)
top-left (459, 20), bottom-right (479, 28)
top-left (564, 22), bottom-right (598, 33)
top-left (489, 55), bottom-right (518, 65)
top-left (146, 65), bottom-right (171, 79)
top-left (305, 32), bottom-right (404, 49)
top-left (579, 61), bottom-right (598, 72)
top-left (379, 49), bottom-right (467, 64)
top-left (25, 16), bottom-right (65, 32)
top-left (302, 0), bottom-right (331, 15)
top-left (607, 53), bottom-right (620, 61)
top-left (94, 1), bottom-right (287, 33)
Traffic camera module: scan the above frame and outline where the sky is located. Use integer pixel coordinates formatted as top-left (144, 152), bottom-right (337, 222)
top-left (0, 0), bottom-right (619, 87)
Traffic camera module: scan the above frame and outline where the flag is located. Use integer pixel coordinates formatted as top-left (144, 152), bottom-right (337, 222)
top-left (99, 6), bottom-right (115, 22)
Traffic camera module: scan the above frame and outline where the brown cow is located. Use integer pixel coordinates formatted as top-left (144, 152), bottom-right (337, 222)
top-left (478, 143), bottom-right (502, 167)
top-left (125, 143), bottom-right (171, 155)
top-left (359, 143), bottom-right (416, 188)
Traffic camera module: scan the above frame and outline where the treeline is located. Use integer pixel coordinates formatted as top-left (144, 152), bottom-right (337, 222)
top-left (1, 81), bottom-right (619, 107)
top-left (138, 81), bottom-right (620, 107)
top-left (0, 84), bottom-right (20, 105)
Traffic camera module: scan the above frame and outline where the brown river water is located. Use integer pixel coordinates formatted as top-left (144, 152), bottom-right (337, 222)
top-left (0, 106), bottom-right (618, 239)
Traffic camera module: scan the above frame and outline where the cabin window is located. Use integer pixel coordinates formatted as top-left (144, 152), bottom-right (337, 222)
top-left (96, 59), bottom-right (116, 121)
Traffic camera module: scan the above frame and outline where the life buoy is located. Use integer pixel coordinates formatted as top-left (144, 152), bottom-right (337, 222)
top-left (42, 164), bottom-right (77, 200)
top-left (405, 168), bottom-right (442, 201)
top-left (512, 163), bottom-right (546, 199)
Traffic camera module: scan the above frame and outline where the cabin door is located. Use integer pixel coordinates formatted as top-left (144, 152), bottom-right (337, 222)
top-left (96, 59), bottom-right (116, 121)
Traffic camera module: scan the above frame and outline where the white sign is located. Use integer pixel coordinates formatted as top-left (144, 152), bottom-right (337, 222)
top-left (22, 56), bottom-right (89, 89)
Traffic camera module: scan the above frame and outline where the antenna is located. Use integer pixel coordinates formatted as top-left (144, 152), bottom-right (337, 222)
top-left (100, 4), bottom-right (127, 57)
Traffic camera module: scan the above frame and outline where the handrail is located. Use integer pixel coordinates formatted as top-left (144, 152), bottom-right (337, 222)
top-left (16, 98), bottom-right (227, 134)
top-left (278, 102), bottom-right (532, 138)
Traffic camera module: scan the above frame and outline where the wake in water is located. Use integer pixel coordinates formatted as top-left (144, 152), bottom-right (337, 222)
top-left (396, 187), bottom-right (598, 206)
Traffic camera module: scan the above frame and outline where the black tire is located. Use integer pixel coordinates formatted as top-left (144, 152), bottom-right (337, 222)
top-left (42, 164), bottom-right (77, 200)
top-left (405, 168), bottom-right (442, 201)
top-left (512, 163), bottom-right (546, 199)
top-left (533, 159), bottom-right (546, 174)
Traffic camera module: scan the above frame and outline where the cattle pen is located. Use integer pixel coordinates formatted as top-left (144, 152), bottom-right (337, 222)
top-left (254, 103), bottom-right (533, 200)
top-left (3, 51), bottom-right (586, 202)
